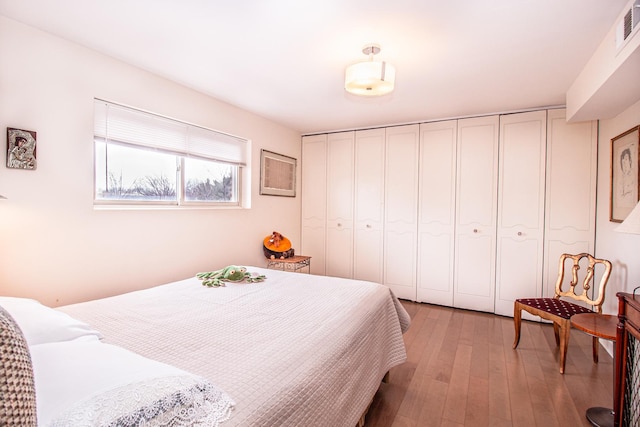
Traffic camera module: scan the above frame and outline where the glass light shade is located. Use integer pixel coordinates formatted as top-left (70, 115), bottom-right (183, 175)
top-left (345, 60), bottom-right (396, 96)
top-left (615, 200), bottom-right (640, 234)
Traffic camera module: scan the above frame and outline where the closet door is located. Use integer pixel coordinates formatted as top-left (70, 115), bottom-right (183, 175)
top-left (417, 120), bottom-right (457, 305)
top-left (453, 116), bottom-right (499, 312)
top-left (301, 134), bottom-right (327, 275)
top-left (326, 131), bottom-right (355, 278)
top-left (353, 128), bottom-right (385, 283)
top-left (384, 124), bottom-right (420, 300)
top-left (494, 111), bottom-right (547, 317)
top-left (543, 109), bottom-right (597, 298)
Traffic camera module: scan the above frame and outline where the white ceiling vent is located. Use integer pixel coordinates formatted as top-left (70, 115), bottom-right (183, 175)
top-left (616, 0), bottom-right (640, 50)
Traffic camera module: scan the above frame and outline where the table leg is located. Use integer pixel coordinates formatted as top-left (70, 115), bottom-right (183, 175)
top-left (585, 347), bottom-right (615, 427)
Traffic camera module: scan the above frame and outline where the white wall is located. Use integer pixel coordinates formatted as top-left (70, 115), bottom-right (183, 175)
top-left (0, 17), bottom-right (302, 306)
top-left (596, 97), bottom-right (640, 316)
top-left (566, 0), bottom-right (640, 122)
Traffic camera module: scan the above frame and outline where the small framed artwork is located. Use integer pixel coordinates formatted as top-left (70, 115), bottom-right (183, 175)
top-left (7, 127), bottom-right (37, 170)
top-left (260, 149), bottom-right (296, 197)
top-left (610, 125), bottom-right (640, 222)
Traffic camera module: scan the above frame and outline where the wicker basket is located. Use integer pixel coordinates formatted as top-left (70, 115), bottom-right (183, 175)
top-left (263, 246), bottom-right (295, 259)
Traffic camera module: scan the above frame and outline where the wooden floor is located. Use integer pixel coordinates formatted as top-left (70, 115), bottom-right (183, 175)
top-left (364, 300), bottom-right (614, 427)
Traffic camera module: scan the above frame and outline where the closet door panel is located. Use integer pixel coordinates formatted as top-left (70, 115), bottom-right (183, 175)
top-left (326, 131), bottom-right (354, 278)
top-left (453, 116), bottom-right (499, 312)
top-left (499, 113), bottom-right (546, 228)
top-left (455, 234), bottom-right (495, 301)
top-left (543, 109), bottom-right (597, 298)
top-left (496, 238), bottom-right (543, 306)
top-left (456, 124), bottom-right (497, 227)
top-left (354, 228), bottom-right (384, 283)
top-left (327, 132), bottom-right (354, 226)
top-left (417, 120), bottom-right (457, 305)
top-left (301, 134), bottom-right (327, 275)
top-left (546, 111), bottom-right (596, 233)
top-left (384, 125), bottom-right (419, 300)
top-left (326, 226), bottom-right (353, 278)
top-left (418, 234), bottom-right (453, 293)
top-left (354, 128), bottom-right (385, 283)
top-left (495, 111), bottom-right (547, 317)
top-left (385, 232), bottom-right (417, 299)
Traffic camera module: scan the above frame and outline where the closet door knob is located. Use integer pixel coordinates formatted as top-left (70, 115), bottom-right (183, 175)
top-left (473, 229), bottom-right (479, 233)
top-left (517, 231), bottom-right (523, 236)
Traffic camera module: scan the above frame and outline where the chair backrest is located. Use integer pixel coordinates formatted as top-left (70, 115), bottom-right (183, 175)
top-left (553, 253), bottom-right (613, 313)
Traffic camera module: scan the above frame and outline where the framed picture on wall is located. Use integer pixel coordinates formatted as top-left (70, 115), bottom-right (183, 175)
top-left (7, 127), bottom-right (37, 170)
top-left (260, 149), bottom-right (296, 197)
top-left (610, 125), bottom-right (640, 222)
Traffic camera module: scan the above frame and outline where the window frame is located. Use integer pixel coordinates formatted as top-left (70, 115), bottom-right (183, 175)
top-left (93, 99), bottom-right (249, 209)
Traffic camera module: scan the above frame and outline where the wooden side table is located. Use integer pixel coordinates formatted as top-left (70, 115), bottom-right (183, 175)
top-left (266, 255), bottom-right (311, 273)
top-left (571, 313), bottom-right (618, 427)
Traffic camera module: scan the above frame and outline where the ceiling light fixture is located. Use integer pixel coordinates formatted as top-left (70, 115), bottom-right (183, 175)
top-left (345, 44), bottom-right (396, 96)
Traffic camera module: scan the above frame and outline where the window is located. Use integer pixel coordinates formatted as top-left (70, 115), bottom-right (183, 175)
top-left (93, 99), bottom-right (248, 207)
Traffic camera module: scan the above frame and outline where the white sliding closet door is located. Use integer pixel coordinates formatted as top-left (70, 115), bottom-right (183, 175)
top-left (453, 116), bottom-right (499, 312)
top-left (494, 111), bottom-right (547, 317)
top-left (301, 134), bottom-right (327, 275)
top-left (384, 124), bottom-right (419, 300)
top-left (354, 128), bottom-right (385, 284)
top-left (543, 109), bottom-right (597, 298)
top-left (417, 120), bottom-right (457, 305)
top-left (326, 131), bottom-right (355, 278)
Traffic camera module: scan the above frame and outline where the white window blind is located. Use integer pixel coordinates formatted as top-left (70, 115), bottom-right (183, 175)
top-left (94, 99), bottom-right (248, 166)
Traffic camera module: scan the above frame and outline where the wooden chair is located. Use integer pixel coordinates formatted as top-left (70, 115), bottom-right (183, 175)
top-left (512, 253), bottom-right (612, 374)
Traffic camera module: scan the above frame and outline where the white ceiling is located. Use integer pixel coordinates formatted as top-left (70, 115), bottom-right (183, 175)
top-left (0, 0), bottom-right (629, 134)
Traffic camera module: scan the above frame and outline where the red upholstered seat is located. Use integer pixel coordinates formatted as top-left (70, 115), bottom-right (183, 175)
top-left (513, 253), bottom-right (612, 374)
top-left (515, 298), bottom-right (593, 319)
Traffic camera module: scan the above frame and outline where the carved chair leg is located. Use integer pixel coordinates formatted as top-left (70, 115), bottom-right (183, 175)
top-left (592, 337), bottom-right (599, 364)
top-left (553, 322), bottom-right (560, 347)
top-left (558, 319), bottom-right (571, 374)
top-left (513, 302), bottom-right (523, 349)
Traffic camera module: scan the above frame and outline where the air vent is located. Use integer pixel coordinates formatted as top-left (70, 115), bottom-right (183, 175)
top-left (616, 0), bottom-right (640, 50)
top-left (624, 8), bottom-right (633, 40)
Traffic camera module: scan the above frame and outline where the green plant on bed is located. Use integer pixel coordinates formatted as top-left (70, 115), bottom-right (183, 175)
top-left (196, 265), bottom-right (266, 287)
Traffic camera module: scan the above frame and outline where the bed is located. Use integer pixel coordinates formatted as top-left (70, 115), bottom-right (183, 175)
top-left (0, 266), bottom-right (410, 426)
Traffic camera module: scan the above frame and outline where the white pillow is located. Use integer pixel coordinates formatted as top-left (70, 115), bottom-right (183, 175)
top-left (0, 297), bottom-right (101, 346)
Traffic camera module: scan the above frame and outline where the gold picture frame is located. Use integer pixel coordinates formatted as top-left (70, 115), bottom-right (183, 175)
top-left (610, 125), bottom-right (640, 222)
top-left (260, 149), bottom-right (296, 197)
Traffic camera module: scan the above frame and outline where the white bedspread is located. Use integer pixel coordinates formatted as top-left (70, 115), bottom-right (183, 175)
top-left (58, 267), bottom-right (410, 427)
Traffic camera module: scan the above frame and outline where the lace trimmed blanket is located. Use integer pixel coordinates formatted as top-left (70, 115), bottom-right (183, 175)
top-left (51, 376), bottom-right (233, 427)
top-left (29, 340), bottom-right (234, 427)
